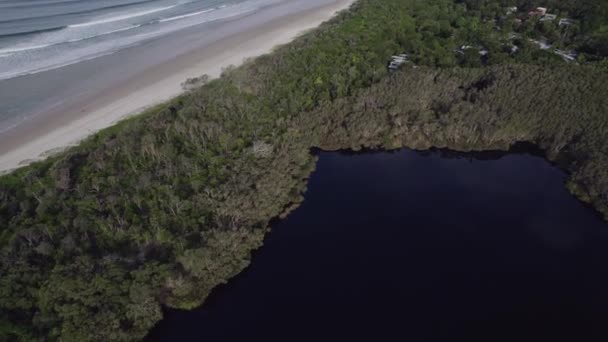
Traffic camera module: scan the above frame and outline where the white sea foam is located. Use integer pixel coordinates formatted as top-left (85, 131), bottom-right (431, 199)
top-left (0, 43), bottom-right (54, 54)
top-left (67, 24), bottom-right (143, 44)
top-left (0, 49), bottom-right (118, 81)
top-left (0, 1), bottom-right (268, 81)
top-left (0, 24), bottom-right (142, 54)
top-left (159, 8), bottom-right (216, 23)
top-left (68, 5), bottom-right (177, 28)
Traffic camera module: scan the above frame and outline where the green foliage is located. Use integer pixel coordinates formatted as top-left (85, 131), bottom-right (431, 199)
top-left (0, 0), bottom-right (607, 340)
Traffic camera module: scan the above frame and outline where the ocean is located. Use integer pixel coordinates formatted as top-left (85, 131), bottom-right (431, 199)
top-left (0, 0), bottom-right (285, 81)
top-left (0, 0), bottom-right (318, 136)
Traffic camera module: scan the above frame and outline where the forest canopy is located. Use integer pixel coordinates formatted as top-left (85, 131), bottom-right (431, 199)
top-left (1, 0), bottom-right (607, 340)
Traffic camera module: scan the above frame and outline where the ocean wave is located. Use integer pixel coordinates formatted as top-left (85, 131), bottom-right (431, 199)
top-left (0, 3), bottom-right (261, 81)
top-left (0, 0), bottom-right (85, 9)
top-left (68, 5), bottom-right (178, 28)
top-left (67, 24), bottom-right (143, 43)
top-left (0, 0), bottom-right (152, 10)
top-left (0, 0), bottom-right (154, 24)
top-left (158, 3), bottom-right (235, 23)
top-left (0, 24), bottom-right (142, 54)
top-left (0, 49), bottom-right (119, 81)
top-left (0, 3), bottom-right (227, 54)
top-left (0, 26), bottom-right (66, 39)
top-left (158, 8), bottom-right (216, 23)
top-left (0, 43), bottom-right (55, 54)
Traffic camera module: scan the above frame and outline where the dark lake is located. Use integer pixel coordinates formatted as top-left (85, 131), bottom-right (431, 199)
top-left (148, 147), bottom-right (608, 341)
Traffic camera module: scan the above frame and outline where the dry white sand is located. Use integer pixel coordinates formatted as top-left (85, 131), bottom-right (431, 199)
top-left (0, 0), bottom-right (354, 173)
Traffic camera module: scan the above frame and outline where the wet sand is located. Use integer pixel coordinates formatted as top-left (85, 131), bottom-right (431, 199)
top-left (0, 0), bottom-right (354, 173)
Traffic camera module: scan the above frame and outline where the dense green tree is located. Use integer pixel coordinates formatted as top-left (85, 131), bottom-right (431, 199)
top-left (1, 0), bottom-right (607, 340)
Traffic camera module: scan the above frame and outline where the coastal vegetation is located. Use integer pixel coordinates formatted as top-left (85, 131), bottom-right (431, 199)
top-left (1, 0), bottom-right (607, 340)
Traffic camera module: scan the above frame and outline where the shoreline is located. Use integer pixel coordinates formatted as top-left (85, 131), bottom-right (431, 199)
top-left (0, 0), bottom-right (355, 174)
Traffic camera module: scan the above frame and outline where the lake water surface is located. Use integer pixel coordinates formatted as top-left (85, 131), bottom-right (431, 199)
top-left (148, 147), bottom-right (608, 341)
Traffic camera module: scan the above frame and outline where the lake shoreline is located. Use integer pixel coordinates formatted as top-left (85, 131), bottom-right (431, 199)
top-left (0, 0), bottom-right (355, 173)
top-left (148, 147), bottom-right (608, 341)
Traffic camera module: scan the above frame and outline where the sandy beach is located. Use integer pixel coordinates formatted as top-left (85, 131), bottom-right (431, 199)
top-left (0, 0), bottom-right (354, 173)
